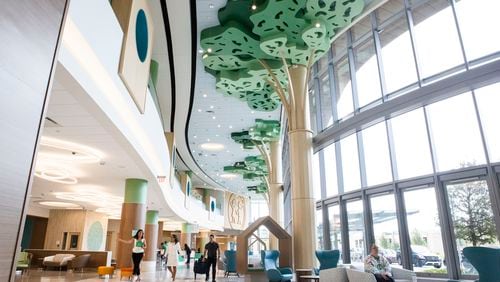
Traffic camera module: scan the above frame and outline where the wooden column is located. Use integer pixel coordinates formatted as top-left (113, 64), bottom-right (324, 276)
top-left (116, 179), bottom-right (147, 268)
top-left (0, 1), bottom-right (68, 280)
top-left (143, 210), bottom-right (158, 272)
top-left (157, 221), bottom-right (164, 248)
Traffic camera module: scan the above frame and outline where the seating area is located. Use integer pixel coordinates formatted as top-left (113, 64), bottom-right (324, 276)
top-left (262, 250), bottom-right (293, 282)
top-left (314, 250), bottom-right (340, 275)
top-left (223, 250), bottom-right (238, 277)
top-left (16, 252), bottom-right (32, 275)
top-left (463, 246), bottom-right (500, 282)
top-left (68, 254), bottom-right (91, 272)
top-left (318, 265), bottom-right (416, 282)
top-left (42, 254), bottom-right (75, 270)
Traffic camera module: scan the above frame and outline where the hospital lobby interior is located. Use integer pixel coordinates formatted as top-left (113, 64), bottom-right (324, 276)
top-left (2, 0), bottom-right (500, 281)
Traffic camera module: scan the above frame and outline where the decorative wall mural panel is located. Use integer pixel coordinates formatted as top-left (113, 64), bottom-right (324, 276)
top-left (112, 0), bottom-right (154, 113)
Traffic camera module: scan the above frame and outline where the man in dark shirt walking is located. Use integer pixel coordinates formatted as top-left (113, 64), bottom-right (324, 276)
top-left (203, 234), bottom-right (220, 282)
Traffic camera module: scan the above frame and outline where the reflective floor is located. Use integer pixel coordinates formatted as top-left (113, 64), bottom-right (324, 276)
top-left (14, 265), bottom-right (269, 282)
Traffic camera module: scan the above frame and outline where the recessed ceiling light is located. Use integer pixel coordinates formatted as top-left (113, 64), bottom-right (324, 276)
top-left (203, 94), bottom-right (207, 98)
top-left (229, 125), bottom-right (233, 129)
top-left (207, 48), bottom-right (212, 53)
top-left (315, 22), bottom-right (321, 28)
top-left (192, 150), bottom-right (196, 153)
top-left (209, 3), bottom-right (214, 8)
top-left (215, 134), bottom-right (219, 137)
top-left (198, 49), bottom-right (204, 54)
top-left (204, 154), bottom-right (208, 157)
top-left (200, 142), bottom-right (225, 151)
top-left (251, 4), bottom-right (257, 10)
top-left (251, 111), bottom-right (255, 114)
top-left (221, 173), bottom-right (238, 179)
top-left (194, 135), bottom-right (197, 138)
top-left (210, 105), bottom-right (214, 109)
top-left (207, 138), bottom-right (211, 142)
top-left (197, 109), bottom-right (202, 112)
top-left (212, 116), bottom-right (216, 120)
top-left (38, 201), bottom-right (81, 208)
top-left (217, 124), bottom-right (221, 128)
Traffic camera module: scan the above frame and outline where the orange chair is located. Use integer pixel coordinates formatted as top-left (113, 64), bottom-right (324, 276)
top-left (120, 267), bottom-right (133, 280)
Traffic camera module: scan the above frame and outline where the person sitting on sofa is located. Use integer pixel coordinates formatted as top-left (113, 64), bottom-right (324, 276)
top-left (364, 244), bottom-right (394, 282)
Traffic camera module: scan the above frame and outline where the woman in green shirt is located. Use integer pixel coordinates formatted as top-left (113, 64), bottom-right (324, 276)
top-left (119, 229), bottom-right (147, 281)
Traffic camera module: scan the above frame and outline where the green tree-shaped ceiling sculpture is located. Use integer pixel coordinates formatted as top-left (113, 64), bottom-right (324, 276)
top-left (223, 156), bottom-right (268, 180)
top-left (228, 119), bottom-right (281, 197)
top-left (223, 155), bottom-right (269, 194)
top-left (200, 0), bottom-right (365, 112)
top-left (231, 119), bottom-right (280, 149)
top-left (247, 183), bottom-right (268, 194)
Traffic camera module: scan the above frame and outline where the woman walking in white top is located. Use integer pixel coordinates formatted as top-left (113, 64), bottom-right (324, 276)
top-left (118, 229), bottom-right (147, 281)
top-left (166, 234), bottom-right (181, 281)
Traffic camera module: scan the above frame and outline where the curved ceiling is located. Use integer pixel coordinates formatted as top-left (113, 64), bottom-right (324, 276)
top-left (189, 0), bottom-right (282, 196)
top-left (163, 0), bottom-right (282, 196)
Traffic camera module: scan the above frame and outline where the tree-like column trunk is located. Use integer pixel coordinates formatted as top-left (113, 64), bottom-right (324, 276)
top-left (287, 65), bottom-right (316, 269)
top-left (268, 141), bottom-right (283, 250)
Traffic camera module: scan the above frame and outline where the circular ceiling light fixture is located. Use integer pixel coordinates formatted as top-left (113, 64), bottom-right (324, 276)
top-left (38, 137), bottom-right (103, 164)
top-left (200, 143), bottom-right (225, 151)
top-left (53, 190), bottom-right (123, 207)
top-left (34, 168), bottom-right (78, 184)
top-left (38, 201), bottom-right (81, 208)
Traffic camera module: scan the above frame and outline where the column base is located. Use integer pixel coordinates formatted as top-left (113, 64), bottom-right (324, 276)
top-left (141, 261), bottom-right (156, 272)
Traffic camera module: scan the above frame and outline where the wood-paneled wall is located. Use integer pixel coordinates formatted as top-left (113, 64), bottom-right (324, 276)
top-left (44, 210), bottom-right (86, 250)
top-left (106, 219), bottom-right (121, 260)
top-left (0, 1), bottom-right (67, 280)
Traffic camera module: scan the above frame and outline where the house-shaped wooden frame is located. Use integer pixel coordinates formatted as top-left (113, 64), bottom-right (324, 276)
top-left (236, 216), bottom-right (292, 274)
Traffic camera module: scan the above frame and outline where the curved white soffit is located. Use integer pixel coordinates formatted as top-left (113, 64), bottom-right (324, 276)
top-left (150, 0), bottom-right (172, 130)
top-left (168, 0), bottom-right (222, 189)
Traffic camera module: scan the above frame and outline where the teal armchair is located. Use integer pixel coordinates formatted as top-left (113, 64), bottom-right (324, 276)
top-left (314, 250), bottom-right (340, 275)
top-left (463, 246), bottom-right (500, 282)
top-left (224, 250), bottom-right (239, 277)
top-left (262, 250), bottom-right (293, 282)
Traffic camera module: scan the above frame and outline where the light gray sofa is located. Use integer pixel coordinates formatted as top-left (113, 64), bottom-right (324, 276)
top-left (319, 264), bottom-right (416, 282)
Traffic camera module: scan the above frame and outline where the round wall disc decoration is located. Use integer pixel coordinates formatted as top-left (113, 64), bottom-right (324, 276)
top-left (87, 221), bottom-right (104, 251)
top-left (135, 9), bottom-right (148, 62)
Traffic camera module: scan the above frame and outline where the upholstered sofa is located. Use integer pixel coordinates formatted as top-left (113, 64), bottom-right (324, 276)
top-left (42, 254), bottom-right (75, 270)
top-left (319, 264), bottom-right (416, 282)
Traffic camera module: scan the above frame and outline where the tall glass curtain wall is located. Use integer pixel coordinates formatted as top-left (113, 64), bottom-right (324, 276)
top-left (310, 0), bottom-right (500, 279)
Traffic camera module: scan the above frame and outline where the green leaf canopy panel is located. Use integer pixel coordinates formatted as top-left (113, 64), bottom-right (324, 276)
top-left (201, 0), bottom-right (365, 111)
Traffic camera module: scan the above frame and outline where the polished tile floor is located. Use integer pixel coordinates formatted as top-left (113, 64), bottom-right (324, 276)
top-left (14, 265), bottom-right (270, 282)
